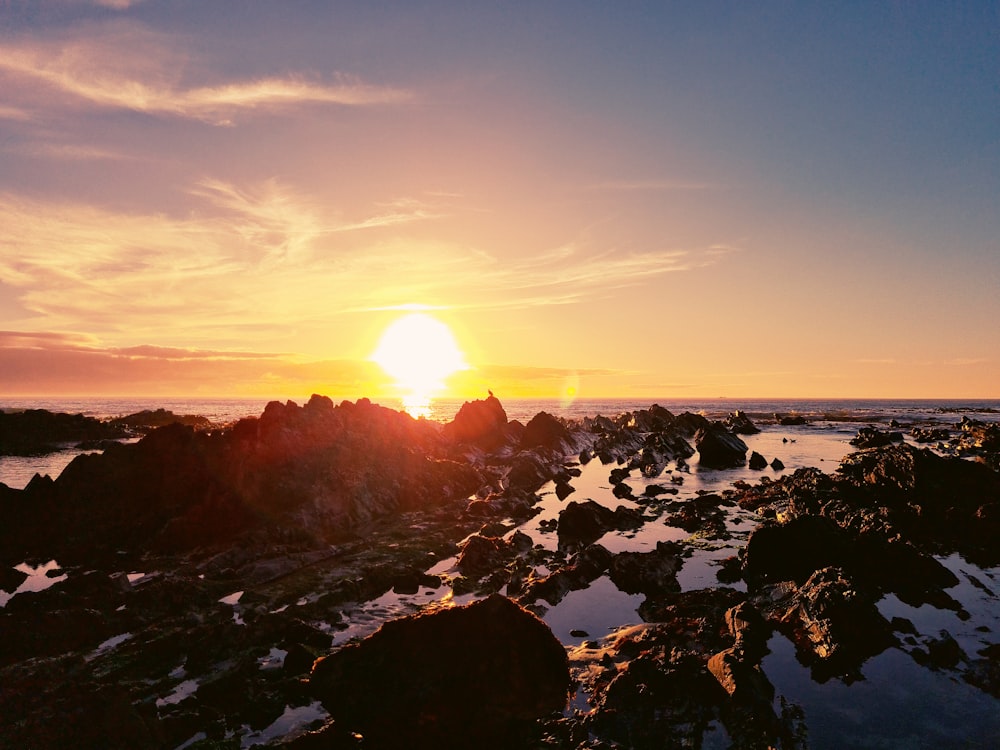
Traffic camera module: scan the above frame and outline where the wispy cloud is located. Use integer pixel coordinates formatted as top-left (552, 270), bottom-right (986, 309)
top-left (0, 179), bottom-right (734, 346)
top-left (7, 141), bottom-right (129, 161)
top-left (584, 179), bottom-right (719, 192)
top-left (0, 23), bottom-right (410, 125)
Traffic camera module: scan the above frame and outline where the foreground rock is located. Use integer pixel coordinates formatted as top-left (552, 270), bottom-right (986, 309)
top-left (309, 594), bottom-right (569, 748)
top-left (694, 424), bottom-right (748, 468)
top-left (0, 396), bottom-right (488, 564)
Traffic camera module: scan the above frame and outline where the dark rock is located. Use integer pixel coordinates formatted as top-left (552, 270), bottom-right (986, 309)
top-left (777, 414), bottom-right (807, 426)
top-left (742, 516), bottom-right (852, 588)
top-left (555, 481), bottom-right (575, 500)
top-left (456, 534), bottom-right (506, 578)
top-left (282, 643), bottom-right (318, 675)
top-left (0, 409), bottom-right (129, 456)
top-left (675, 411), bottom-right (712, 437)
top-left (444, 395), bottom-right (508, 446)
top-left (760, 566), bottom-right (896, 680)
top-left (519, 544), bottom-right (614, 606)
top-left (109, 408), bottom-right (212, 433)
top-left (0, 565), bottom-right (28, 593)
top-left (850, 426), bottom-right (904, 448)
top-left (725, 410), bottom-right (761, 435)
top-left (694, 425), bottom-right (748, 468)
top-left (507, 451), bottom-right (555, 492)
top-left (609, 467), bottom-right (630, 484)
top-left (910, 426), bottom-right (951, 444)
top-left (309, 594), bottom-right (569, 748)
top-left (748, 451), bottom-right (768, 470)
top-left (608, 541), bottom-right (682, 595)
top-left (557, 500), bottom-right (642, 549)
top-left (521, 411), bottom-right (571, 451)
top-left (770, 457), bottom-right (785, 471)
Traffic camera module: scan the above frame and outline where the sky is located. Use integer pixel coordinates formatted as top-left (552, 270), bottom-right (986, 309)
top-left (1, 1), bottom-right (998, 400)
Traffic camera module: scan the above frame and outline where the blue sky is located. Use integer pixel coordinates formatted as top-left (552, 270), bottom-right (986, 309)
top-left (0, 2), bottom-right (997, 397)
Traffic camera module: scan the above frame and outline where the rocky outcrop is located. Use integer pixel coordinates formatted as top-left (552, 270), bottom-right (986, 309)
top-left (849, 425), bottom-right (903, 448)
top-left (557, 499), bottom-right (642, 549)
top-left (309, 594), bottom-right (569, 748)
top-left (725, 410), bottom-right (761, 435)
top-left (0, 409), bottom-right (129, 456)
top-left (109, 408), bottom-right (212, 433)
top-left (748, 451), bottom-right (768, 470)
top-left (443, 394), bottom-right (509, 446)
top-left (0, 396), bottom-right (486, 564)
top-left (694, 425), bottom-right (748, 468)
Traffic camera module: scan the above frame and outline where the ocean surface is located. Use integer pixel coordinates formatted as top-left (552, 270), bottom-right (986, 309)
top-left (2, 396), bottom-right (998, 491)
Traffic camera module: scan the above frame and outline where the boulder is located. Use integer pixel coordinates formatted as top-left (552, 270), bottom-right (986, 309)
top-left (608, 541), bottom-right (683, 595)
top-left (850, 426), bottom-right (904, 448)
top-left (521, 411), bottom-right (571, 451)
top-left (309, 594), bottom-right (569, 748)
top-left (725, 411), bottom-right (761, 435)
top-left (748, 451), bottom-right (767, 470)
top-left (694, 426), bottom-right (748, 468)
top-left (444, 395), bottom-right (508, 446)
top-left (557, 500), bottom-right (642, 548)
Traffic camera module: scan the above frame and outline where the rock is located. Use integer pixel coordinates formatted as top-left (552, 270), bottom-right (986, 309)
top-left (707, 646), bottom-right (774, 703)
top-left (457, 534), bottom-right (503, 576)
top-left (555, 480), bottom-right (575, 500)
top-left (748, 451), bottom-right (768, 470)
top-left (742, 516), bottom-right (852, 588)
top-left (444, 395), bottom-right (508, 446)
top-left (694, 425), bottom-right (748, 468)
top-left (109, 408), bottom-right (212, 433)
top-left (519, 544), bottom-right (614, 606)
top-left (609, 467), bottom-right (631, 484)
top-left (910, 426), bottom-right (951, 443)
top-left (777, 414), bottom-right (807, 426)
top-left (0, 396), bottom-right (488, 563)
top-left (0, 409), bottom-right (129, 456)
top-left (763, 566), bottom-right (896, 679)
top-left (0, 566), bottom-right (28, 593)
top-left (725, 411), bottom-right (761, 435)
top-left (521, 411), bottom-right (571, 451)
top-left (608, 541), bottom-right (683, 595)
top-left (850, 426), bottom-right (904, 448)
top-left (770, 457), bottom-right (785, 470)
top-left (507, 451), bottom-right (554, 492)
top-left (309, 594), bottom-right (569, 748)
top-left (557, 500), bottom-right (642, 548)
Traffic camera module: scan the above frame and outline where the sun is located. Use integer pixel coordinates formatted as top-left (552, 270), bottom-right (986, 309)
top-left (371, 313), bottom-right (468, 416)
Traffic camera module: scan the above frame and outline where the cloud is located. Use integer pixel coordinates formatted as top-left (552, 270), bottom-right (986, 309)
top-left (0, 22), bottom-right (410, 125)
top-left (6, 141), bottom-right (129, 161)
top-left (584, 179), bottom-right (718, 192)
top-left (0, 178), bottom-right (733, 348)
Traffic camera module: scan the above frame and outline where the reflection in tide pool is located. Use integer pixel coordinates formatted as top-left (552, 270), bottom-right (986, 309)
top-left (541, 575), bottom-right (643, 647)
top-left (0, 559), bottom-right (66, 607)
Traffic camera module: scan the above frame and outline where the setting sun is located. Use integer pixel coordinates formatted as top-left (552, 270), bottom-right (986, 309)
top-left (371, 313), bottom-right (468, 416)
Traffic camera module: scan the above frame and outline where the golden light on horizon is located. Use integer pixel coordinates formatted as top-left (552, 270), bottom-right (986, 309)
top-left (371, 312), bottom-right (468, 417)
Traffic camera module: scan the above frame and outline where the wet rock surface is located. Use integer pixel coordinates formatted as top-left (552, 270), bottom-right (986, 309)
top-left (309, 594), bottom-right (570, 748)
top-left (1, 399), bottom-right (998, 748)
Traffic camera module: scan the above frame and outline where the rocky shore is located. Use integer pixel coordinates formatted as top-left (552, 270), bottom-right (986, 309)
top-left (1, 397), bottom-right (998, 748)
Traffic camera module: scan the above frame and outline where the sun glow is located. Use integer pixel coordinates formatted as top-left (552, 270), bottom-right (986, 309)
top-left (371, 313), bottom-right (468, 417)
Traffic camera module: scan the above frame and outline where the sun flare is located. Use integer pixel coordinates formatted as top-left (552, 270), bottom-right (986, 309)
top-left (371, 313), bottom-right (468, 416)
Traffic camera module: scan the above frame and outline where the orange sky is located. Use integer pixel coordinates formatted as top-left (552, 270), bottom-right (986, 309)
top-left (1, 4), bottom-right (997, 400)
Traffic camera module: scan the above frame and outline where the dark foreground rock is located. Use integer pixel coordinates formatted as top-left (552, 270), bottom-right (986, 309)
top-left (695, 425), bottom-right (748, 468)
top-left (309, 594), bottom-right (569, 748)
